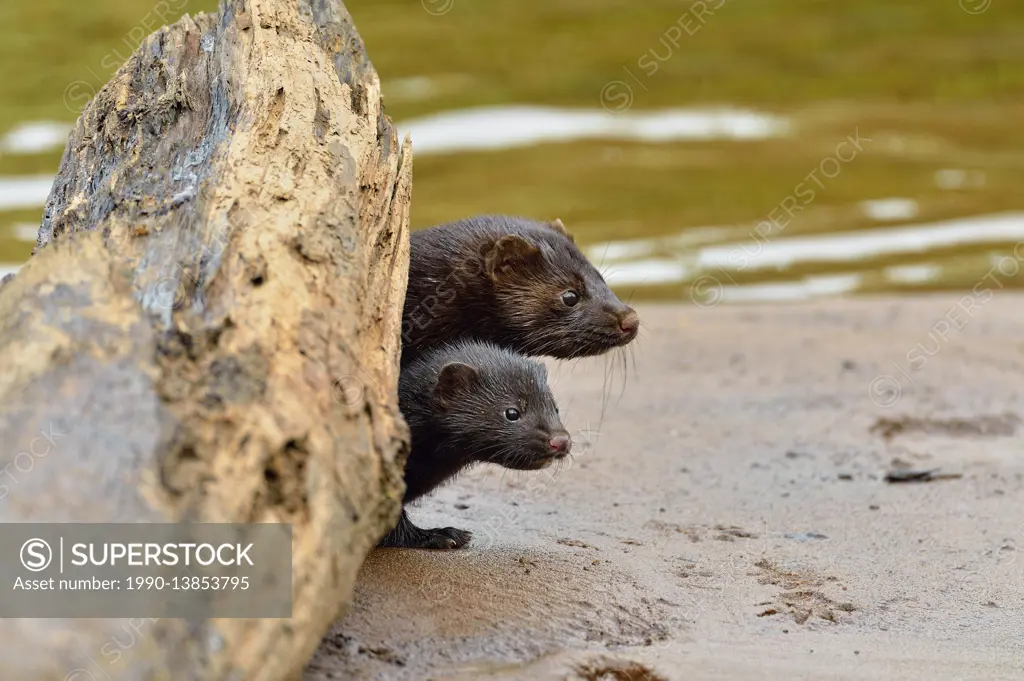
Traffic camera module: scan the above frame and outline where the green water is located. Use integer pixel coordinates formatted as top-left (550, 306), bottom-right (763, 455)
top-left (2, 0), bottom-right (1023, 300)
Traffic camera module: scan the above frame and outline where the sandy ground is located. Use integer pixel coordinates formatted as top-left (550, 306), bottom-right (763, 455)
top-left (304, 295), bottom-right (1024, 680)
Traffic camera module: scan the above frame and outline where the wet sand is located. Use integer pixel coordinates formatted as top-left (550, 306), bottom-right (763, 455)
top-left (305, 295), bottom-right (1023, 680)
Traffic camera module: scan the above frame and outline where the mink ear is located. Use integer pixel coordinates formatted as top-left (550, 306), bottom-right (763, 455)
top-left (434, 362), bottom-right (479, 405)
top-left (485, 235), bottom-right (542, 281)
top-left (548, 218), bottom-right (575, 243)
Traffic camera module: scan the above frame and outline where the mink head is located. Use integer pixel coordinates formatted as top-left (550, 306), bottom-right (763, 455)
top-left (482, 220), bottom-right (640, 359)
top-left (431, 344), bottom-right (570, 471)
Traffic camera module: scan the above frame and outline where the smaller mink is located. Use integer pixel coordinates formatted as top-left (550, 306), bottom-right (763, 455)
top-left (380, 340), bottom-right (571, 550)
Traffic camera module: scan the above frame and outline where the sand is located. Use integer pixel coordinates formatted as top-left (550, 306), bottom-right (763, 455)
top-left (304, 295), bottom-right (1024, 680)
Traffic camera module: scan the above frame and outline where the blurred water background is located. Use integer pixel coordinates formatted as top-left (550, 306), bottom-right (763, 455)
top-left (2, 0), bottom-right (1022, 303)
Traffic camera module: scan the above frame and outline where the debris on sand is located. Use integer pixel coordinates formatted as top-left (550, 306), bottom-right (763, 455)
top-left (884, 468), bottom-right (963, 483)
top-left (753, 559), bottom-right (855, 624)
top-left (869, 413), bottom-right (1020, 440)
top-left (784, 532), bottom-right (828, 541)
top-left (714, 524), bottom-right (758, 539)
top-left (646, 521), bottom-right (759, 543)
top-left (572, 657), bottom-right (668, 681)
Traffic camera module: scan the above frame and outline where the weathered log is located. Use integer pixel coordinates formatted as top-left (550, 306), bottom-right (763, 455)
top-left (0, 0), bottom-right (410, 679)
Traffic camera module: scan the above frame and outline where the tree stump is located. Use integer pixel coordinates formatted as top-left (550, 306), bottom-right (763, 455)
top-left (0, 0), bottom-right (411, 679)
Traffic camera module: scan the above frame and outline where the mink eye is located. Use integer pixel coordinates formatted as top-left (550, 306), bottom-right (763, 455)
top-left (504, 407), bottom-right (521, 422)
top-left (561, 290), bottom-right (580, 307)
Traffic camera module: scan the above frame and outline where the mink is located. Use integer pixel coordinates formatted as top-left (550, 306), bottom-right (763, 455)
top-left (380, 340), bottom-right (570, 550)
top-left (401, 215), bottom-right (639, 367)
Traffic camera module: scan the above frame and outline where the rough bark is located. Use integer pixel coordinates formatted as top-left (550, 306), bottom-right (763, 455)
top-left (0, 0), bottom-right (410, 679)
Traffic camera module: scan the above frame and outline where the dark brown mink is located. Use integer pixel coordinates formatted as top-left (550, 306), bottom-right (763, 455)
top-left (400, 215), bottom-right (639, 367)
top-left (380, 340), bottom-right (571, 550)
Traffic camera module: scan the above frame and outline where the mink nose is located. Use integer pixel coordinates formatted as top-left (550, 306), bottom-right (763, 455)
top-left (618, 308), bottom-right (640, 335)
top-left (548, 433), bottom-right (572, 456)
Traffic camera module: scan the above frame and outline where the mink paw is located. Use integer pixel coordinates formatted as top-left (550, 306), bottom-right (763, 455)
top-left (422, 527), bottom-right (473, 550)
top-left (378, 511), bottom-right (473, 550)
